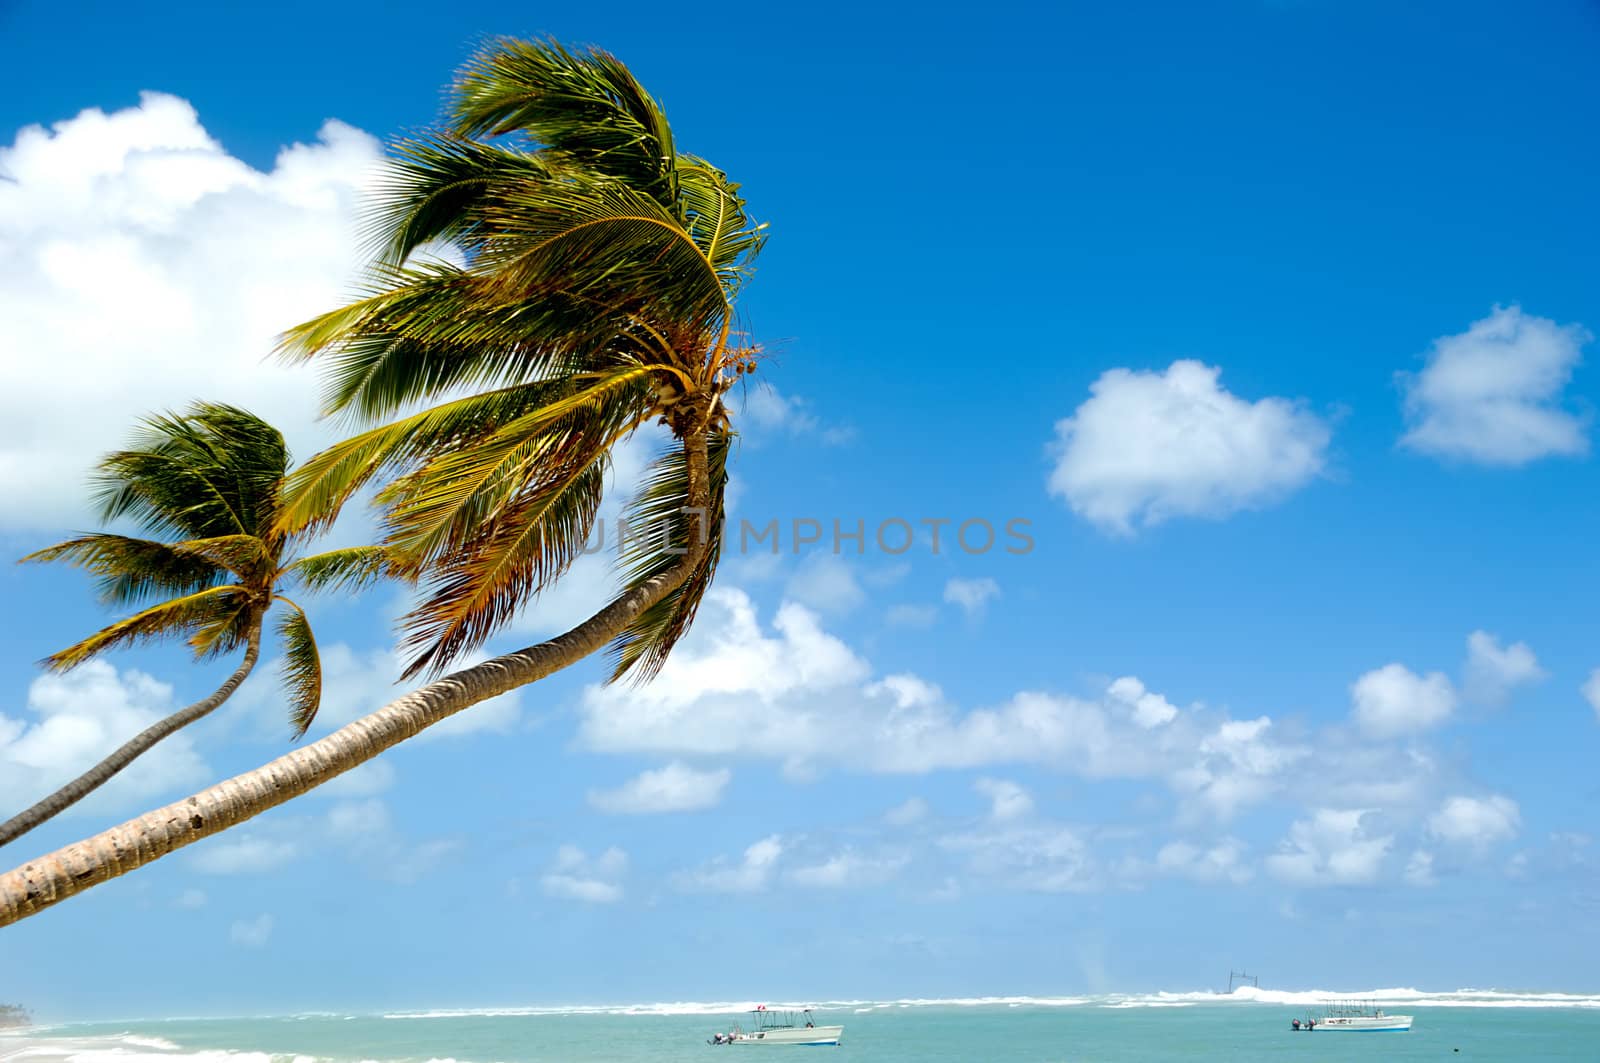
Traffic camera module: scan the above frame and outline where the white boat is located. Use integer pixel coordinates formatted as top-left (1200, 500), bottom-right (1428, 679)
top-left (708, 1007), bottom-right (843, 1046)
top-left (1291, 1000), bottom-right (1413, 1032)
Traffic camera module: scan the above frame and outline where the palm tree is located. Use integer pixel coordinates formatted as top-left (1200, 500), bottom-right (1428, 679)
top-left (0, 404), bottom-right (391, 850)
top-left (0, 37), bottom-right (764, 926)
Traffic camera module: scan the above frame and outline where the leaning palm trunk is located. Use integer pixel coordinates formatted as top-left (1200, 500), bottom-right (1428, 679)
top-left (0, 620), bottom-right (264, 850)
top-left (0, 436), bottom-right (709, 930)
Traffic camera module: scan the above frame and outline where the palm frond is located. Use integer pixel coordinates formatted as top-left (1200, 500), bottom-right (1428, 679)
top-left (367, 134), bottom-right (558, 265)
top-left (283, 546), bottom-right (402, 594)
top-left (275, 381), bottom-right (614, 536)
top-left (273, 597), bottom-right (322, 738)
top-left (397, 455), bottom-right (608, 679)
top-left (168, 534), bottom-right (272, 581)
top-left (40, 586), bottom-right (252, 672)
top-left (605, 430), bottom-right (731, 682)
top-left (376, 364), bottom-right (654, 560)
top-left (452, 38), bottom-right (678, 207)
top-left (278, 262), bottom-right (650, 420)
top-left (186, 594), bottom-right (258, 661)
top-left (479, 177), bottom-right (727, 331)
top-left (92, 404), bottom-right (289, 540)
top-left (21, 534), bottom-right (224, 608)
top-left (676, 156), bottom-right (768, 298)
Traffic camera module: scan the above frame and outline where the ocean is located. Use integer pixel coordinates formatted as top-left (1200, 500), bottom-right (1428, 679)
top-left (4, 989), bottom-right (1598, 1063)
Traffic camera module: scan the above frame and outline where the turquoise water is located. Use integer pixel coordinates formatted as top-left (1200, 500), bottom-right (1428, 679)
top-left (9, 998), bottom-right (1600, 1063)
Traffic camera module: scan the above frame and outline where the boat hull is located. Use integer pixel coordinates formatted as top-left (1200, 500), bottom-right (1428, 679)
top-left (1308, 1015), bottom-right (1413, 1032)
top-left (729, 1025), bottom-right (843, 1046)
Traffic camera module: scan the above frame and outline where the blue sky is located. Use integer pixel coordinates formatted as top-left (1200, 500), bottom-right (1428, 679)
top-left (1, 0), bottom-right (1598, 1020)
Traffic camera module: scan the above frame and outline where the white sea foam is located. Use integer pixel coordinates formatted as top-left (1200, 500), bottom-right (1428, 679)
top-left (375, 986), bottom-right (1600, 1017)
top-left (381, 1000), bottom-right (857, 1019)
top-left (0, 1033), bottom-right (330, 1063)
top-left (1084, 986), bottom-right (1600, 1009)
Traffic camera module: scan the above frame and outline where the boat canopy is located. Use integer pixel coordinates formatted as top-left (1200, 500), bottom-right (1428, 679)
top-left (747, 1007), bottom-right (818, 1029)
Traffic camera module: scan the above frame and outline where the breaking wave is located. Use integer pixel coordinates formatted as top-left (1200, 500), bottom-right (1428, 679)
top-left (375, 986), bottom-right (1600, 1017)
top-left (0, 1031), bottom-right (321, 1063)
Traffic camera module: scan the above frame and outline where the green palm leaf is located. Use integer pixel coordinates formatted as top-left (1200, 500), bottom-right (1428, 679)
top-left (21, 534), bottom-right (224, 608)
top-left (376, 367), bottom-right (655, 566)
top-left (186, 592), bottom-right (258, 661)
top-left (40, 585), bottom-right (252, 672)
top-left (93, 404), bottom-right (288, 539)
top-left (452, 37), bottom-right (678, 206)
top-left (283, 546), bottom-right (399, 594)
top-left (606, 429), bottom-right (731, 682)
top-left (368, 135), bottom-right (558, 264)
top-left (275, 381), bottom-right (616, 536)
top-left (273, 598), bottom-right (323, 738)
top-left (676, 156), bottom-right (768, 295)
top-left (398, 455), bottom-right (607, 678)
top-left (477, 177), bottom-right (728, 333)
top-left (168, 534), bottom-right (274, 581)
top-left (280, 264), bottom-right (642, 420)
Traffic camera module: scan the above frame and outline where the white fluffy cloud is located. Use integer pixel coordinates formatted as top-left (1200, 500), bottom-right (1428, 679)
top-left (1463, 630), bottom-right (1545, 704)
top-left (786, 849), bottom-right (907, 889)
top-left (974, 778), bottom-right (1034, 821)
top-left (583, 590), bottom-right (1091, 773)
top-left (943, 577), bottom-right (1000, 619)
top-left (1403, 850), bottom-right (1436, 887)
top-left (1170, 716), bottom-right (1307, 821)
top-left (0, 93), bottom-right (382, 529)
top-left (580, 592), bottom-right (1501, 865)
top-left (189, 835), bottom-right (299, 875)
top-left (1427, 794), bottom-right (1521, 848)
top-left (0, 660), bottom-right (210, 817)
top-left (1399, 306), bottom-right (1591, 465)
top-left (1265, 809), bottom-right (1392, 887)
top-left (541, 844), bottom-right (627, 903)
top-left (1582, 671), bottom-right (1600, 721)
top-left (578, 589), bottom-right (1331, 823)
top-left (1154, 838), bottom-right (1252, 884)
top-left (580, 589), bottom-right (868, 759)
top-left (1106, 676), bottom-right (1178, 729)
top-left (675, 834), bottom-right (784, 893)
top-left (1047, 360), bottom-right (1330, 534)
top-left (733, 385), bottom-right (853, 445)
top-left (1350, 663), bottom-right (1456, 738)
top-left (587, 762), bottom-right (731, 814)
